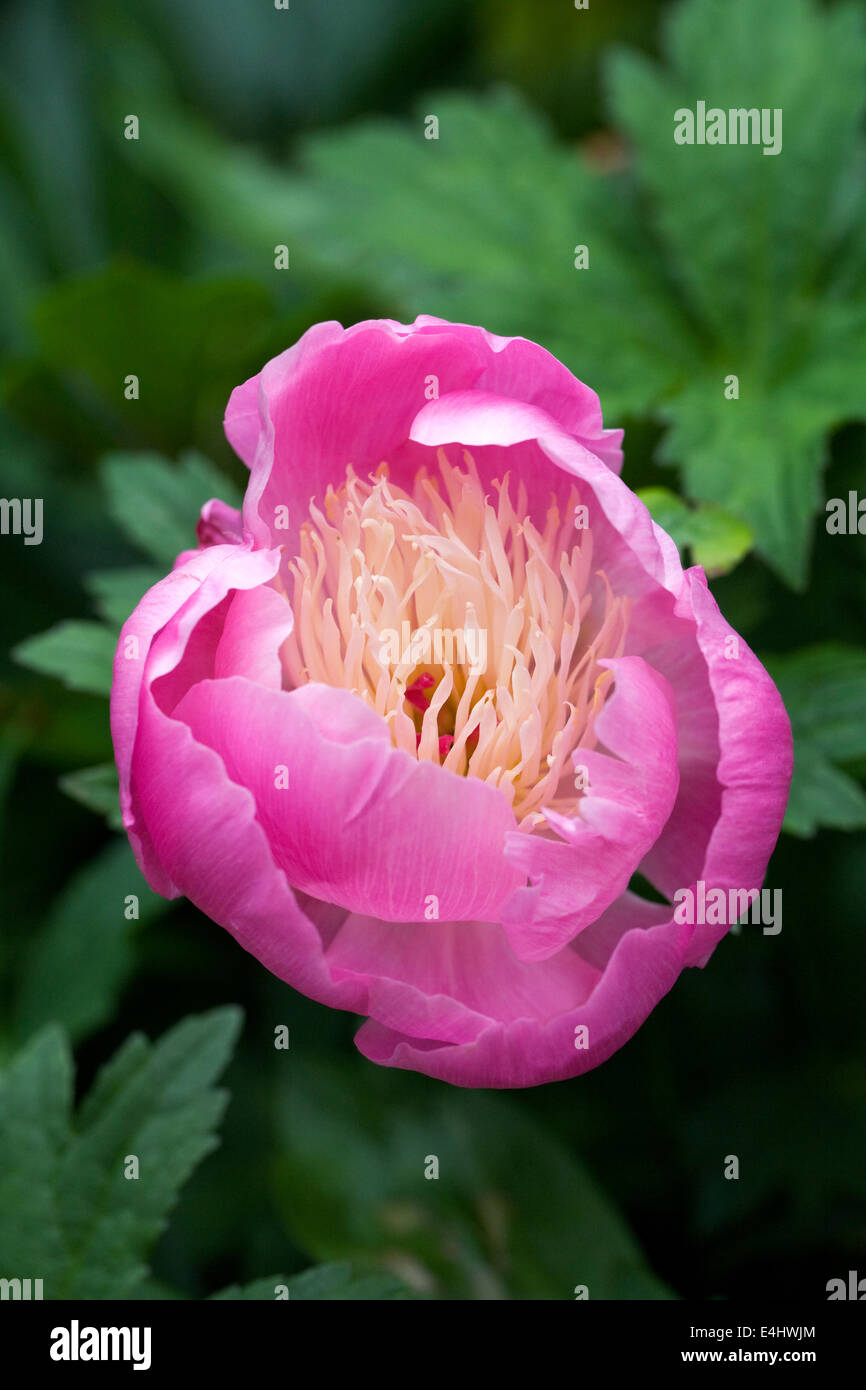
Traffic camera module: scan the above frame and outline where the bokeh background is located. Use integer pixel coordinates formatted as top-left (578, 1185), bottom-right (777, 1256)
top-left (1, 0), bottom-right (865, 1300)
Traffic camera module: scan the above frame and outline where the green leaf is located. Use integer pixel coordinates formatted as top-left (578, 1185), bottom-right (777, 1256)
top-left (57, 763), bottom-right (122, 829)
top-left (12, 620), bottom-right (116, 697)
top-left (84, 566), bottom-right (164, 629)
top-left (0, 1008), bottom-right (242, 1299)
top-left (4, 261), bottom-right (277, 458)
top-left (687, 504), bottom-right (753, 576)
top-left (763, 644), bottom-right (866, 836)
top-left (655, 383), bottom-right (829, 590)
top-left (637, 486), bottom-right (753, 575)
top-left (13, 838), bottom-right (172, 1045)
top-left (636, 486), bottom-right (691, 536)
top-left (125, 88), bottom-right (695, 420)
top-left (0, 1026), bottom-right (71, 1278)
top-left (100, 449), bottom-right (240, 565)
top-left (783, 745), bottom-right (866, 838)
top-left (607, 0), bottom-right (866, 584)
top-left (608, 0), bottom-right (866, 346)
top-left (211, 1263), bottom-right (415, 1301)
top-left (272, 1059), bottom-right (672, 1300)
top-left (765, 645), bottom-right (866, 762)
top-left (0, 0), bottom-right (105, 280)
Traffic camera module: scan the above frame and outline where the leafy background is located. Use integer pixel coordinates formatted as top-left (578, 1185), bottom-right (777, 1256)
top-left (1, 0), bottom-right (865, 1299)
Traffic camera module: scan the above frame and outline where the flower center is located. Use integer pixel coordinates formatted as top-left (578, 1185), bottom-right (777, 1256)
top-left (282, 451), bottom-right (629, 830)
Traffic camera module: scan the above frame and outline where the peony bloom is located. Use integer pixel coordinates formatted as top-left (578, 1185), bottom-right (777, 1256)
top-left (111, 317), bottom-right (792, 1087)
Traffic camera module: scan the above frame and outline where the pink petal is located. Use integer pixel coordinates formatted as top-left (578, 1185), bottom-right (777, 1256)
top-left (325, 910), bottom-right (600, 1045)
top-left (499, 655), bottom-right (680, 961)
top-left (111, 543), bottom-right (283, 891)
top-left (173, 678), bottom-right (525, 923)
top-left (229, 320), bottom-right (489, 553)
top-left (214, 584), bottom-right (293, 689)
top-left (355, 898), bottom-right (694, 1088)
top-left (133, 687), bottom-right (365, 1015)
top-left (222, 318), bottom-right (622, 561)
top-left (197, 498), bottom-right (244, 548)
top-left (639, 570), bottom-right (792, 965)
top-left (405, 317), bottom-right (623, 471)
top-left (408, 389), bottom-right (681, 596)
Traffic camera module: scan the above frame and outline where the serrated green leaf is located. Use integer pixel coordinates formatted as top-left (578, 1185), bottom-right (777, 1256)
top-left (0, 1009), bottom-right (242, 1299)
top-left (84, 566), bottom-right (164, 629)
top-left (656, 379), bottom-right (830, 589)
top-left (211, 1262), bottom-right (415, 1301)
top-left (100, 449), bottom-right (239, 565)
top-left (0, 1027), bottom-right (72, 1278)
top-left (607, 2), bottom-right (866, 347)
top-left (606, 0), bottom-right (866, 584)
top-left (59, 1009), bottom-right (242, 1299)
top-left (763, 645), bottom-right (866, 836)
top-left (13, 838), bottom-right (172, 1045)
top-left (12, 620), bottom-right (116, 697)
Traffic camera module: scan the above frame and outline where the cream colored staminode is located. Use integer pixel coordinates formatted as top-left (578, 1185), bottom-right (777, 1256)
top-left (282, 449), bottom-right (629, 830)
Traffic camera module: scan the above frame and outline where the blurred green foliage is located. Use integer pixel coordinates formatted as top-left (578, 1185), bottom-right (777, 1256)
top-left (1, 0), bottom-right (864, 1299)
top-left (118, 0), bottom-right (866, 587)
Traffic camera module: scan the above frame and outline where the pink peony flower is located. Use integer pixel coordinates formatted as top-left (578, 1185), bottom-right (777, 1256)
top-left (111, 317), bottom-right (792, 1088)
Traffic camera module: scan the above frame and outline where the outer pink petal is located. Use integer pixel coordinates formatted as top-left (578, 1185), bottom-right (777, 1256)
top-left (222, 317), bottom-right (622, 557)
top-left (224, 320), bottom-right (344, 469)
top-left (354, 897), bottom-right (694, 1088)
top-left (132, 684), bottom-right (604, 1059)
top-left (499, 655), bottom-right (679, 961)
top-left (227, 320), bottom-right (489, 553)
top-left (403, 317), bottom-right (623, 471)
top-left (640, 570), bottom-right (792, 966)
top-left (132, 688), bottom-right (366, 1016)
top-left (173, 678), bottom-right (524, 923)
top-left (111, 543), bottom-right (283, 893)
top-left (324, 911), bottom-right (600, 1046)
